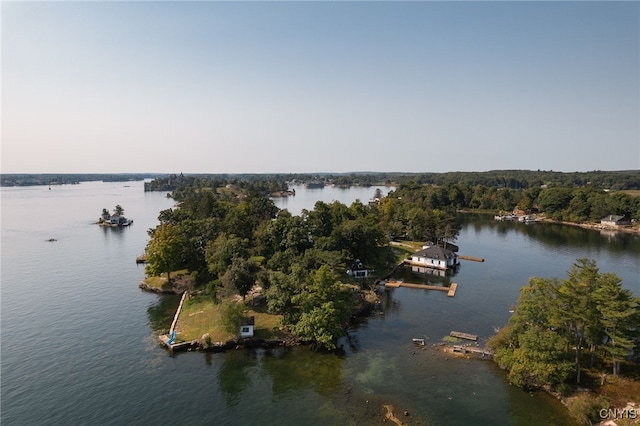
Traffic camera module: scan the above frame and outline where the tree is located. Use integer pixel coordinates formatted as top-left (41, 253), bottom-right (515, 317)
top-left (220, 300), bottom-right (246, 335)
top-left (145, 224), bottom-right (184, 282)
top-left (490, 276), bottom-right (571, 389)
top-left (506, 327), bottom-right (573, 388)
top-left (556, 259), bottom-right (605, 384)
top-left (596, 273), bottom-right (640, 377)
top-left (114, 204), bottom-right (124, 216)
top-left (206, 234), bottom-right (249, 277)
top-left (287, 265), bottom-right (357, 350)
top-left (221, 258), bottom-right (259, 300)
top-left (291, 302), bottom-right (345, 350)
top-left (264, 265), bottom-right (307, 322)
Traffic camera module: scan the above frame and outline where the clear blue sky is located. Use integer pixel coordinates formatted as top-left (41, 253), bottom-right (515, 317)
top-left (2, 1), bottom-right (639, 174)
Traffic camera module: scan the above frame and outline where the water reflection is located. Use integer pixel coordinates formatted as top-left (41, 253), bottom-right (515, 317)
top-left (392, 263), bottom-right (458, 284)
top-left (146, 294), bottom-right (181, 332)
top-left (217, 350), bottom-right (257, 407)
top-left (462, 213), bottom-right (640, 256)
top-left (261, 347), bottom-right (344, 397)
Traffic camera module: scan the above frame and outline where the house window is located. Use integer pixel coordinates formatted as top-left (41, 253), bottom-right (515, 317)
top-left (241, 327), bottom-right (250, 333)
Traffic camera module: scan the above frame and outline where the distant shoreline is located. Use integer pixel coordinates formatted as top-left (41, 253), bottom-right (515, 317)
top-left (538, 217), bottom-right (640, 235)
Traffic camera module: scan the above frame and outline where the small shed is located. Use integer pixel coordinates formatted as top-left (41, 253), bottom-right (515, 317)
top-left (239, 316), bottom-right (255, 338)
top-left (346, 259), bottom-right (370, 278)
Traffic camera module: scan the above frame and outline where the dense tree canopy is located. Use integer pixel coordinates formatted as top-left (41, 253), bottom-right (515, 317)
top-left (488, 259), bottom-right (639, 390)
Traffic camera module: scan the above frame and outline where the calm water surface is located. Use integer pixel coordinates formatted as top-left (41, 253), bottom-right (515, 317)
top-left (2, 182), bottom-right (638, 425)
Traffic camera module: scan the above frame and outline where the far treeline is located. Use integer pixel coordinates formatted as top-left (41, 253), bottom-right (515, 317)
top-left (142, 169), bottom-right (640, 192)
top-left (146, 170), bottom-right (640, 224)
top-left (1, 173), bottom-right (164, 186)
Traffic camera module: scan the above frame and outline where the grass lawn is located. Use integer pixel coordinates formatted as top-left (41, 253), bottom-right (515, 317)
top-left (390, 240), bottom-right (421, 263)
top-left (396, 240), bottom-right (423, 251)
top-left (175, 296), bottom-right (284, 343)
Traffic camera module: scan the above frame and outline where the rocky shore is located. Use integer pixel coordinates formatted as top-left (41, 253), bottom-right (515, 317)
top-left (159, 335), bottom-right (300, 353)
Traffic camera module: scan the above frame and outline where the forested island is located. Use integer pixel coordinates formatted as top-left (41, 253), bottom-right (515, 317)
top-left (139, 170), bottom-right (639, 425)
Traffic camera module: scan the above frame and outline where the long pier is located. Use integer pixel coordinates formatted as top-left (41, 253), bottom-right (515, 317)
top-left (385, 280), bottom-right (458, 297)
top-left (159, 291), bottom-right (190, 351)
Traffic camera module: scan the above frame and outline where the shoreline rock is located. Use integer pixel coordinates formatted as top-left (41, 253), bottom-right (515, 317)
top-left (139, 281), bottom-right (182, 294)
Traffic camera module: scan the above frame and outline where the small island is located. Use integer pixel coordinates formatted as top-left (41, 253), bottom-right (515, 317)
top-left (97, 205), bottom-right (133, 227)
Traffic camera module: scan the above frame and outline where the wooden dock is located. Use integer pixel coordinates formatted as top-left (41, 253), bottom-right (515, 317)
top-left (385, 280), bottom-right (457, 297)
top-left (447, 283), bottom-right (457, 297)
top-left (453, 345), bottom-right (493, 357)
top-left (458, 255), bottom-right (484, 262)
top-left (450, 331), bottom-right (477, 341)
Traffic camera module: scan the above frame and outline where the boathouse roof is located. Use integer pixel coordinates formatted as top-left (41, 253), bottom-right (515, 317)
top-left (413, 245), bottom-right (457, 260)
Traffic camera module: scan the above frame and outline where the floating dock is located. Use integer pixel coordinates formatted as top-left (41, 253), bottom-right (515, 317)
top-left (385, 280), bottom-right (457, 297)
top-left (450, 331), bottom-right (477, 341)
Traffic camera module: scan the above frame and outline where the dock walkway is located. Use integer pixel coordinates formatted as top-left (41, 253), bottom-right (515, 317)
top-left (453, 345), bottom-right (493, 357)
top-left (385, 280), bottom-right (457, 297)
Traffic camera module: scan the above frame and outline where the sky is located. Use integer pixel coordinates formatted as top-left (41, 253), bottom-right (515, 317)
top-left (2, 1), bottom-right (639, 174)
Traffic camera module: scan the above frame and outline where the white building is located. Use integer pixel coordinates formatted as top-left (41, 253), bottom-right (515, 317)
top-left (239, 317), bottom-right (255, 338)
top-left (408, 245), bottom-right (459, 270)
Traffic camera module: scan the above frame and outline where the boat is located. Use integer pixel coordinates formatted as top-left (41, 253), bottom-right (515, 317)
top-left (412, 338), bottom-right (426, 346)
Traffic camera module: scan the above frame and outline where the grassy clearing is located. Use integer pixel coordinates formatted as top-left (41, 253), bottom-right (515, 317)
top-left (593, 374), bottom-right (640, 408)
top-left (142, 269), bottom-right (190, 290)
top-left (390, 240), bottom-right (421, 263)
top-left (619, 190), bottom-right (640, 198)
top-left (175, 296), bottom-right (283, 343)
top-left (396, 240), bottom-right (423, 251)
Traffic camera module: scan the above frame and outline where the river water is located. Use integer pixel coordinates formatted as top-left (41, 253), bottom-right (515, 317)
top-left (2, 181), bottom-right (638, 425)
